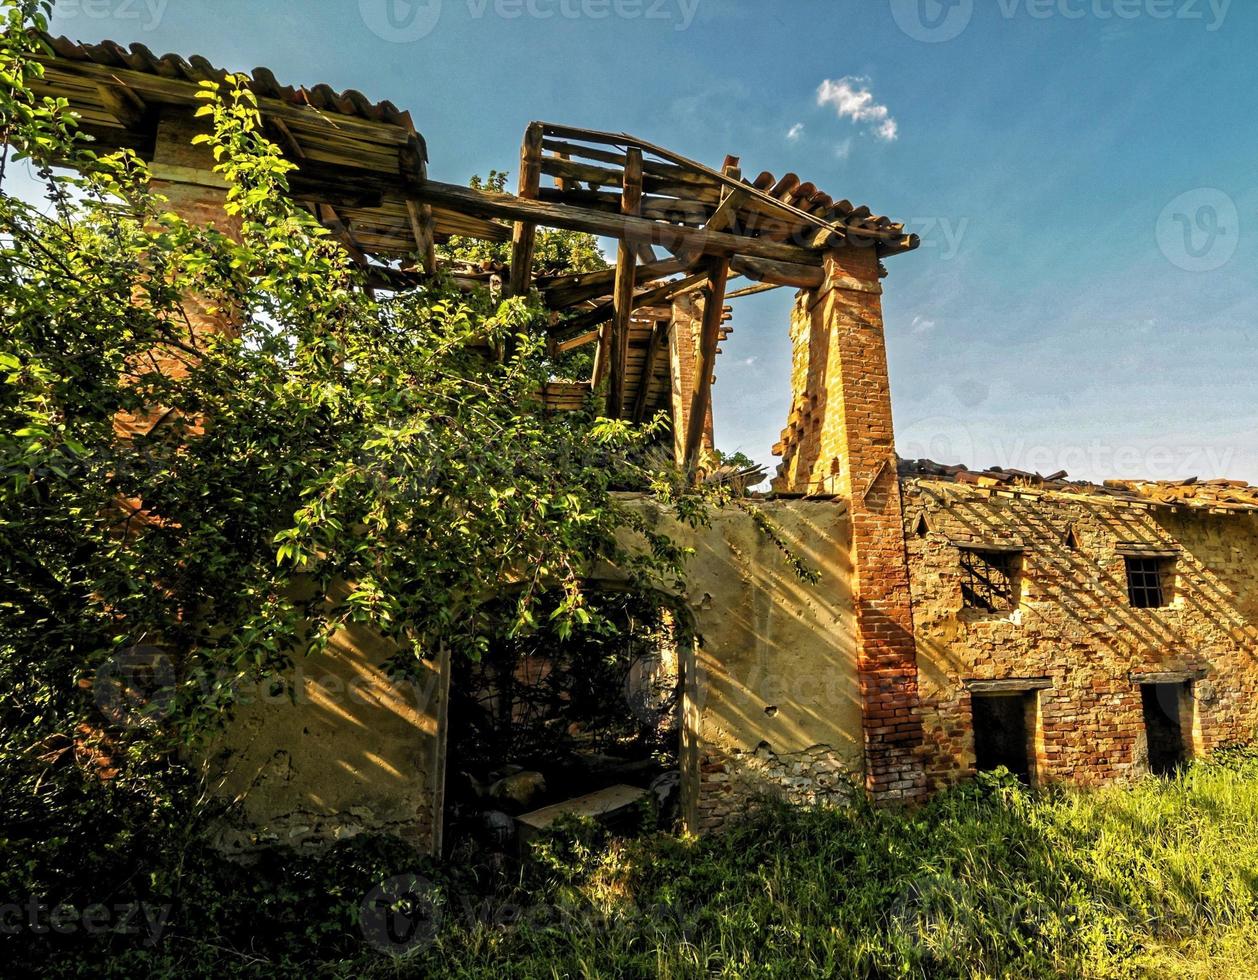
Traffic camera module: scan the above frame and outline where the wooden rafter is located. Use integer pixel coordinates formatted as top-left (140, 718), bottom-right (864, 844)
top-left (684, 258), bottom-right (731, 470)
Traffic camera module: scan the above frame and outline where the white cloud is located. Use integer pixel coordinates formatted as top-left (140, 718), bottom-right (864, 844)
top-left (911, 315), bottom-right (937, 335)
top-left (816, 76), bottom-right (899, 142)
top-left (834, 138), bottom-right (853, 161)
top-left (786, 122), bottom-right (805, 143)
top-left (742, 356), bottom-right (758, 366)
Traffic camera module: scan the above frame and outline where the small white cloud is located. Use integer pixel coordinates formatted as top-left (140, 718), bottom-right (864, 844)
top-left (786, 122), bottom-right (805, 143)
top-left (817, 76), bottom-right (899, 142)
top-left (911, 316), bottom-right (937, 335)
top-left (742, 356), bottom-right (758, 366)
top-left (834, 138), bottom-right (853, 161)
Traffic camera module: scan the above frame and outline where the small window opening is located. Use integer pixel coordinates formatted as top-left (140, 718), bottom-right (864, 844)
top-left (960, 549), bottom-right (1019, 612)
top-left (1125, 557), bottom-right (1172, 608)
top-left (913, 512), bottom-right (932, 538)
top-left (972, 693), bottom-right (1036, 784)
top-left (1063, 524), bottom-right (1081, 550)
top-left (1141, 682), bottom-right (1190, 776)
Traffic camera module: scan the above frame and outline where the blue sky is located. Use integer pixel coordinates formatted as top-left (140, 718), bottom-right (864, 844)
top-left (44, 0), bottom-right (1258, 483)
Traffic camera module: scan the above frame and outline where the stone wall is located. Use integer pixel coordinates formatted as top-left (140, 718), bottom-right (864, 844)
top-left (903, 477), bottom-right (1258, 790)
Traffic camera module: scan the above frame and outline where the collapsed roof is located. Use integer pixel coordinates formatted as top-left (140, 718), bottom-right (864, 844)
top-left (29, 33), bottom-right (916, 449)
top-left (900, 459), bottom-right (1258, 515)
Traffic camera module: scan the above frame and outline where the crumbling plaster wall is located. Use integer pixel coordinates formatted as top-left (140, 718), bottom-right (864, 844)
top-left (903, 477), bottom-right (1258, 790)
top-left (624, 497), bottom-right (864, 833)
top-left (204, 599), bottom-right (449, 856)
top-left (204, 497), bottom-right (863, 852)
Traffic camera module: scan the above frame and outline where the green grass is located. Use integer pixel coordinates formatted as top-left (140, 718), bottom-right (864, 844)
top-left (22, 752), bottom-right (1258, 978)
top-left (391, 755), bottom-right (1258, 979)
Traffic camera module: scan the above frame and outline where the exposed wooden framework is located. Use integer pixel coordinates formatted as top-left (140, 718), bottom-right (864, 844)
top-left (30, 33), bottom-right (919, 466)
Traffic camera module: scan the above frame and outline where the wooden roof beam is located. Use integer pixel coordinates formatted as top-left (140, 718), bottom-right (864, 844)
top-left (407, 179), bottom-right (825, 265)
top-left (728, 255), bottom-right (824, 290)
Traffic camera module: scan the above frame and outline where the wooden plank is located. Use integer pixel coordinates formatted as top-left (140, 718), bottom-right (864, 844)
top-left (508, 122), bottom-right (544, 297)
top-left (606, 147), bottom-right (643, 416)
top-left (684, 258), bottom-right (730, 470)
top-left (407, 180), bottom-right (825, 265)
top-left (633, 320), bottom-right (670, 423)
top-left (729, 255), bottom-right (824, 290)
top-left (726, 282), bottom-right (784, 300)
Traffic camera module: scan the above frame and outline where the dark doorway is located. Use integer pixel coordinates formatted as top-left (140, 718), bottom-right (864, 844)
top-left (1142, 683), bottom-right (1189, 776)
top-left (972, 693), bottom-right (1033, 784)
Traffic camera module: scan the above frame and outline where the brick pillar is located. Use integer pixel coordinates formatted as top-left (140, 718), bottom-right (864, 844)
top-left (115, 110), bottom-right (240, 442)
top-left (667, 291), bottom-right (715, 466)
top-left (775, 244), bottom-right (926, 802)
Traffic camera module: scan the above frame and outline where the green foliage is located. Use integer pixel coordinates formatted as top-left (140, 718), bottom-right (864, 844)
top-left (0, 9), bottom-right (703, 972)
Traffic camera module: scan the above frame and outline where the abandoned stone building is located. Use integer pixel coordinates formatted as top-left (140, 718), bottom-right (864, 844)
top-left (35, 35), bottom-right (1258, 854)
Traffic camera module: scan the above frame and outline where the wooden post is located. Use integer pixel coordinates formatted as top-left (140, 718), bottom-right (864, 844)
top-left (684, 257), bottom-right (730, 471)
top-left (607, 147), bottom-right (643, 417)
top-left (508, 122), bottom-right (544, 297)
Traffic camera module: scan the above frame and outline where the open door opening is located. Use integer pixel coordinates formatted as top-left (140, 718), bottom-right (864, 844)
top-left (972, 693), bottom-right (1036, 785)
top-left (1142, 682), bottom-right (1191, 776)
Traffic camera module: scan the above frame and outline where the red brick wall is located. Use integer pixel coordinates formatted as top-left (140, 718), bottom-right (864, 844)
top-left (903, 479), bottom-right (1258, 789)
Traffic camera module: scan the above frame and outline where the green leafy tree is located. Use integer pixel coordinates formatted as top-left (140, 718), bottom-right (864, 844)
top-left (1, 1), bottom-right (706, 875)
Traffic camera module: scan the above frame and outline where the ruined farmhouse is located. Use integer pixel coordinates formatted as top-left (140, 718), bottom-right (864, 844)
top-left (34, 35), bottom-right (1258, 854)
